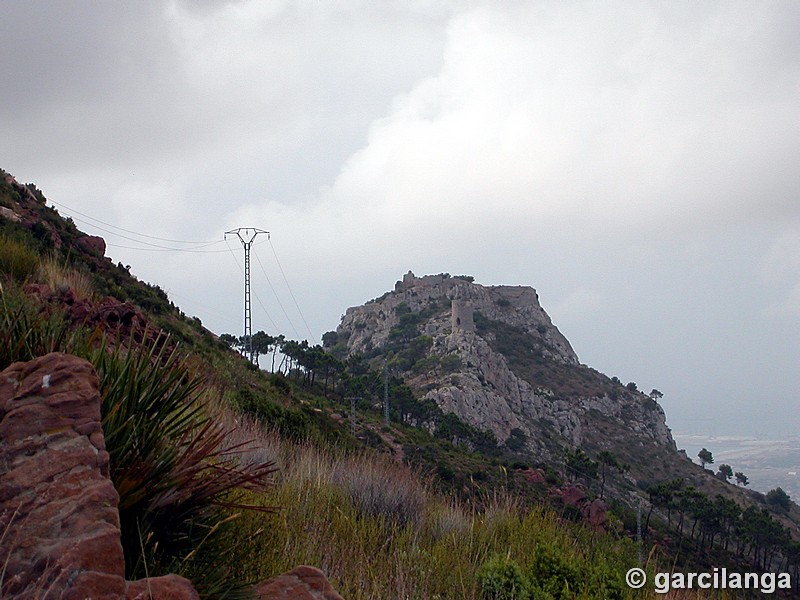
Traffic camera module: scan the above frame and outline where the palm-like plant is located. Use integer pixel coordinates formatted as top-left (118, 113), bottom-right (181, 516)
top-left (93, 335), bottom-right (277, 597)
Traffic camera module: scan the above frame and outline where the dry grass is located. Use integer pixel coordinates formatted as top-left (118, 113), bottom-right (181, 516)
top-left (218, 408), bottom-right (430, 527)
top-left (212, 413), bottom-right (705, 599)
top-left (37, 256), bottom-right (94, 299)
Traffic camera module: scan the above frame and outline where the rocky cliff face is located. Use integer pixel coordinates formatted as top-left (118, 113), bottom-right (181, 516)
top-left (330, 271), bottom-right (675, 463)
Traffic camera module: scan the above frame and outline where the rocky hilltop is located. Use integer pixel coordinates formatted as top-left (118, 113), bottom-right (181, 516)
top-left (330, 271), bottom-right (675, 469)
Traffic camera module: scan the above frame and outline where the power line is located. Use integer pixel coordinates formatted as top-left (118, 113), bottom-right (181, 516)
top-left (166, 289), bottom-right (242, 331)
top-left (253, 249), bottom-right (301, 340)
top-left (61, 212), bottom-right (228, 252)
top-left (268, 238), bottom-right (315, 341)
top-left (105, 241), bottom-right (235, 253)
top-left (49, 199), bottom-right (218, 244)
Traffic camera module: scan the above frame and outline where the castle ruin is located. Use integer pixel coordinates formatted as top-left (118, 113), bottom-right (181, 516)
top-left (451, 299), bottom-right (474, 333)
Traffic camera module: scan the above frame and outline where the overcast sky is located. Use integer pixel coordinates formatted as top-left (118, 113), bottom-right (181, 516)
top-left (2, 1), bottom-right (798, 439)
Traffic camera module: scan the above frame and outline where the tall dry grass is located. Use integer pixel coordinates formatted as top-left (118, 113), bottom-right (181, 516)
top-left (215, 413), bottom-right (683, 599)
top-left (37, 256), bottom-right (94, 299)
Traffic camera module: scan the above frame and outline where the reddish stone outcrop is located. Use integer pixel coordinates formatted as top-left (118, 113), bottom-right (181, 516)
top-left (0, 205), bottom-right (22, 223)
top-left (584, 498), bottom-right (609, 531)
top-left (0, 353), bottom-right (201, 600)
top-left (255, 566), bottom-right (344, 600)
top-left (553, 484), bottom-right (608, 532)
top-left (519, 467), bottom-right (546, 485)
top-left (125, 574), bottom-right (199, 600)
top-left (0, 353), bottom-right (125, 599)
top-left (77, 234), bottom-right (106, 257)
top-left (559, 484), bottom-right (587, 507)
top-left (20, 284), bottom-right (151, 347)
top-left (0, 352), bottom-right (340, 599)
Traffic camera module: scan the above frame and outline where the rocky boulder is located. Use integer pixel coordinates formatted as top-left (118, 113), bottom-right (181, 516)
top-left (0, 353), bottom-right (200, 599)
top-left (77, 234), bottom-right (106, 257)
top-left (553, 485), bottom-right (609, 532)
top-left (255, 566), bottom-right (344, 600)
top-left (0, 353), bottom-right (126, 599)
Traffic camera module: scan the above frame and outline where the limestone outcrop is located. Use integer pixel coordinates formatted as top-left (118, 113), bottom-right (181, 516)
top-left (329, 271), bottom-right (675, 463)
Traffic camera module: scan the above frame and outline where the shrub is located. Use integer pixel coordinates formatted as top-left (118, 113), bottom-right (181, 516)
top-left (0, 284), bottom-right (87, 370)
top-left (505, 428), bottom-right (527, 451)
top-left (529, 541), bottom-right (581, 599)
top-left (330, 456), bottom-right (428, 527)
top-left (477, 554), bottom-right (530, 600)
top-left (0, 235), bottom-right (39, 283)
top-left (235, 388), bottom-right (312, 441)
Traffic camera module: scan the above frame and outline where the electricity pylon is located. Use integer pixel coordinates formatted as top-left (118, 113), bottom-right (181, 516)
top-left (224, 227), bottom-right (269, 364)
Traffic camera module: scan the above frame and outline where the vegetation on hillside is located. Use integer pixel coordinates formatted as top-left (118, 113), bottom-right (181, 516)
top-left (3, 170), bottom-right (799, 597)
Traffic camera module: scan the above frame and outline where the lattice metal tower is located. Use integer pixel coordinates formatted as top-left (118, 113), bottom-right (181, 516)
top-left (383, 362), bottom-right (390, 427)
top-left (224, 228), bottom-right (269, 364)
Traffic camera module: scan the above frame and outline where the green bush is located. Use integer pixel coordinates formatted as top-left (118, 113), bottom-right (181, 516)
top-left (235, 388), bottom-right (312, 441)
top-left (0, 284), bottom-right (87, 370)
top-left (0, 235), bottom-right (39, 282)
top-left (477, 554), bottom-right (530, 600)
top-left (529, 542), bottom-right (581, 599)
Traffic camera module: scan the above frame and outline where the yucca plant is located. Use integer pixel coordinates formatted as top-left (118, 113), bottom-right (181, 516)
top-left (1, 283), bottom-right (277, 597)
top-left (92, 335), bottom-right (277, 598)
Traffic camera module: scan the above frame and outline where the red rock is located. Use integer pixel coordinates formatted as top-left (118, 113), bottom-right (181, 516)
top-left (560, 485), bottom-right (587, 507)
top-left (22, 283), bottom-right (52, 299)
top-left (0, 351), bottom-right (308, 599)
top-left (125, 574), bottom-right (200, 600)
top-left (255, 566), bottom-right (344, 600)
top-left (0, 205), bottom-right (22, 222)
top-left (519, 467), bottom-right (546, 485)
top-left (0, 353), bottom-right (126, 599)
top-left (78, 234), bottom-right (106, 256)
top-left (583, 498), bottom-right (609, 532)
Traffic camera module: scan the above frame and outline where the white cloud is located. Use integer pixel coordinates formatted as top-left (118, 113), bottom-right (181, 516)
top-left (232, 1), bottom-right (800, 276)
top-left (1, 1), bottom-right (799, 436)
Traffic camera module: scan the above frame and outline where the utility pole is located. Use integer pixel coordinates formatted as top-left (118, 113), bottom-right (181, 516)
top-left (383, 362), bottom-right (390, 427)
top-left (637, 495), bottom-right (643, 565)
top-left (345, 397), bottom-right (361, 437)
top-left (224, 227), bottom-right (269, 364)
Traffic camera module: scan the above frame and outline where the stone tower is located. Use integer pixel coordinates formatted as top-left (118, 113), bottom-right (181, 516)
top-left (451, 299), bottom-right (474, 333)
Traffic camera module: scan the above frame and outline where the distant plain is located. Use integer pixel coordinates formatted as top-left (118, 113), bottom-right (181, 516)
top-left (674, 433), bottom-right (800, 501)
